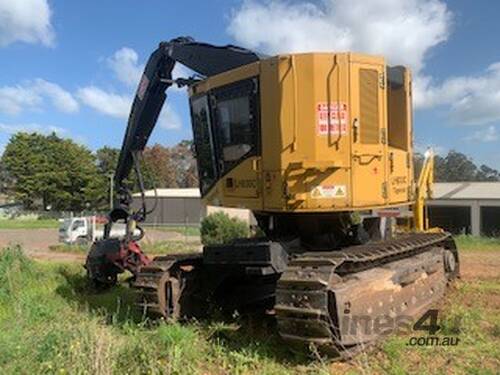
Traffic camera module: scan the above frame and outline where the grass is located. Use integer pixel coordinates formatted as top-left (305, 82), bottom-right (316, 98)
top-left (0, 245), bottom-right (498, 374)
top-left (0, 246), bottom-right (311, 374)
top-left (454, 235), bottom-right (500, 251)
top-left (49, 240), bottom-right (201, 256)
top-left (151, 226), bottom-right (201, 237)
top-left (0, 218), bottom-right (59, 229)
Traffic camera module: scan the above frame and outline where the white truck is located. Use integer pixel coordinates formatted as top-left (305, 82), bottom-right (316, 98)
top-left (58, 216), bottom-right (133, 245)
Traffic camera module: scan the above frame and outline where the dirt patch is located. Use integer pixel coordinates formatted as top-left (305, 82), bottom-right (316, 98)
top-left (0, 228), bottom-right (190, 251)
top-left (0, 228), bottom-right (57, 252)
top-left (458, 251), bottom-right (500, 281)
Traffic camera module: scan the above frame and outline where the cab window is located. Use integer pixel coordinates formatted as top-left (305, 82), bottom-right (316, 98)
top-left (191, 95), bottom-right (217, 194)
top-left (212, 78), bottom-right (259, 175)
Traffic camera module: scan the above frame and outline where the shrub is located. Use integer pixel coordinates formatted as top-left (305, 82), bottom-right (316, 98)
top-left (201, 212), bottom-right (249, 245)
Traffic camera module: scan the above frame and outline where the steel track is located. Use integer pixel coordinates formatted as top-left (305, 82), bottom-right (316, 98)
top-left (274, 232), bottom-right (456, 356)
top-left (132, 232), bottom-right (457, 357)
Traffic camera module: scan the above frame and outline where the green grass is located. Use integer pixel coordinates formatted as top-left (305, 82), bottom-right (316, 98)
top-left (152, 226), bottom-right (201, 237)
top-left (454, 235), bottom-right (500, 251)
top-left (1, 246), bottom-right (498, 374)
top-left (0, 246), bottom-right (313, 374)
top-left (0, 218), bottom-right (59, 229)
top-left (49, 240), bottom-right (201, 256)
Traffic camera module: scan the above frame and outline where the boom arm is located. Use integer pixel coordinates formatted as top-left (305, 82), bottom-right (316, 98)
top-left (108, 37), bottom-right (261, 230)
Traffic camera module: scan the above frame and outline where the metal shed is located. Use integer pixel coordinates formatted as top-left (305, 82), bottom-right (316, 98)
top-left (132, 188), bottom-right (202, 226)
top-left (427, 182), bottom-right (500, 236)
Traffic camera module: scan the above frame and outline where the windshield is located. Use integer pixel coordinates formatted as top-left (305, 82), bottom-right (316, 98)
top-left (59, 219), bottom-right (71, 232)
top-left (191, 95), bottom-right (217, 194)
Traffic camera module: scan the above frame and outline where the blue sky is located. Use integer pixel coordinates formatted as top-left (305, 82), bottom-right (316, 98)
top-left (0, 0), bottom-right (499, 167)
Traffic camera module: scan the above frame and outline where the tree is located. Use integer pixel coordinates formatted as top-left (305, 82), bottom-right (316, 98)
top-left (1, 132), bottom-right (103, 211)
top-left (169, 140), bottom-right (198, 188)
top-left (95, 146), bottom-right (119, 176)
top-left (476, 165), bottom-right (499, 181)
top-left (414, 150), bottom-right (499, 182)
top-left (142, 144), bottom-right (178, 189)
top-left (437, 151), bottom-right (478, 182)
top-left (94, 141), bottom-right (198, 193)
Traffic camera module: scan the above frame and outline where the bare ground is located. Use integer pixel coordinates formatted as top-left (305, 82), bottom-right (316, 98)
top-left (458, 251), bottom-right (499, 281)
top-left (1, 228), bottom-right (499, 281)
top-left (0, 228), bottom-right (196, 262)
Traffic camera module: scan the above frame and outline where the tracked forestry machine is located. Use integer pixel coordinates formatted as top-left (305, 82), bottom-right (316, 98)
top-left (85, 37), bottom-right (459, 355)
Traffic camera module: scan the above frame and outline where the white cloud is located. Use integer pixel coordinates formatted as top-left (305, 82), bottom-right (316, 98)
top-left (106, 47), bottom-right (191, 95)
top-left (0, 80), bottom-right (78, 115)
top-left (0, 122), bottom-right (67, 135)
top-left (0, 84), bottom-right (42, 115)
top-left (158, 104), bottom-right (183, 130)
top-left (77, 86), bottom-right (183, 129)
top-left (228, 0), bottom-right (451, 74)
top-left (79, 47), bottom-right (186, 128)
top-left (416, 62), bottom-right (500, 125)
top-left (77, 86), bottom-right (131, 119)
top-left (34, 79), bottom-right (79, 113)
top-left (465, 126), bottom-right (498, 143)
top-left (107, 47), bottom-right (143, 87)
top-left (0, 0), bottom-right (54, 47)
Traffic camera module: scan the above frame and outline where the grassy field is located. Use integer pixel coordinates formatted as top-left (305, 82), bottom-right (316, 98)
top-left (49, 240), bottom-right (201, 256)
top-left (0, 218), bottom-right (59, 229)
top-left (152, 226), bottom-right (201, 237)
top-left (1, 241), bottom-right (498, 374)
top-left (454, 234), bottom-right (500, 251)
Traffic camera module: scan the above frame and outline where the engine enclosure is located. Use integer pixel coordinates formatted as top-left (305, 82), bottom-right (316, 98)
top-left (189, 53), bottom-right (414, 218)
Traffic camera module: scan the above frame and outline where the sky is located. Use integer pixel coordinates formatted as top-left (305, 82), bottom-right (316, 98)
top-left (0, 0), bottom-right (499, 167)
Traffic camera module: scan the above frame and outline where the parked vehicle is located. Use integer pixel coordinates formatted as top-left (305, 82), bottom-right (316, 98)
top-left (59, 216), bottom-right (133, 244)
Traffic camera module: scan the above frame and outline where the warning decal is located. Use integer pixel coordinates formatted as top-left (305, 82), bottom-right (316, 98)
top-left (316, 102), bottom-right (348, 136)
top-left (311, 185), bottom-right (347, 199)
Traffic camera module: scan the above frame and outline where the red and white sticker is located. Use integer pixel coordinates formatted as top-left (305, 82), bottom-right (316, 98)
top-left (316, 102), bottom-right (348, 136)
top-left (311, 185), bottom-right (347, 199)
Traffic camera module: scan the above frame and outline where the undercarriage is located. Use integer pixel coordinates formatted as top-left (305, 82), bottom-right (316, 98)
top-left (128, 231), bottom-right (459, 356)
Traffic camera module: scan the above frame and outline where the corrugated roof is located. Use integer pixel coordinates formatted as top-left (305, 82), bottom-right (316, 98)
top-left (132, 188), bottom-right (201, 198)
top-left (433, 182), bottom-right (500, 200)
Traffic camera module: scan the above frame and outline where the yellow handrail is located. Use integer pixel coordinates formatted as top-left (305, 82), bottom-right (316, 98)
top-left (413, 149), bottom-right (434, 231)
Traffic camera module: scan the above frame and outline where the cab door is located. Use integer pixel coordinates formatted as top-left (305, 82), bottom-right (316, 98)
top-left (350, 62), bottom-right (387, 207)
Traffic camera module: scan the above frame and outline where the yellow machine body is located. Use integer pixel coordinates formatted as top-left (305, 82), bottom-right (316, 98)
top-left (189, 52), bottom-right (414, 214)
top-left (128, 43), bottom-right (459, 355)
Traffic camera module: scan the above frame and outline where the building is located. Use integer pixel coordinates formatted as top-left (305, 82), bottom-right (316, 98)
top-left (133, 183), bottom-right (500, 236)
top-left (131, 188), bottom-right (254, 226)
top-left (132, 188), bottom-right (202, 226)
top-left (427, 182), bottom-right (500, 236)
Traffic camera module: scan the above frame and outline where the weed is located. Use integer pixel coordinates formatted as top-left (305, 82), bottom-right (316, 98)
top-left (0, 246), bottom-right (498, 374)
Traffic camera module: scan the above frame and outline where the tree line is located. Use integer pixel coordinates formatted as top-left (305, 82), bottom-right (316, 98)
top-left (0, 132), bottom-right (498, 211)
top-left (0, 133), bottom-right (197, 211)
top-left (414, 150), bottom-right (500, 182)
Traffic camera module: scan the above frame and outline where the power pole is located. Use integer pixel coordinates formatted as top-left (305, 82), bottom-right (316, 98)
top-left (109, 173), bottom-right (114, 210)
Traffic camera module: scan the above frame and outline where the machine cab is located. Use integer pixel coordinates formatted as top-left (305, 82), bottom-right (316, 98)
top-left (189, 53), bottom-right (413, 214)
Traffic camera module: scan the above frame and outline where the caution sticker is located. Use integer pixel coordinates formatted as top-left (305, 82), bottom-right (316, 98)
top-left (311, 185), bottom-right (347, 199)
top-left (316, 102), bottom-right (348, 136)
